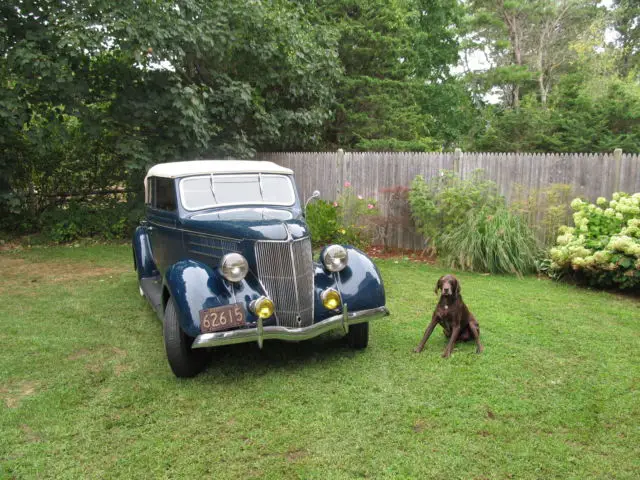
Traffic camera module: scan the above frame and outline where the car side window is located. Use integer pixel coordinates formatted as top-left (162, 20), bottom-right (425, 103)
top-left (146, 178), bottom-right (154, 206)
top-left (153, 178), bottom-right (177, 211)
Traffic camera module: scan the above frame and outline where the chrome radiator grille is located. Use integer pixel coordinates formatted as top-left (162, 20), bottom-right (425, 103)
top-left (254, 237), bottom-right (314, 328)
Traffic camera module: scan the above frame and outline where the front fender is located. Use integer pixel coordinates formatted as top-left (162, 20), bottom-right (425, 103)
top-left (337, 247), bottom-right (386, 311)
top-left (164, 260), bottom-right (268, 337)
top-left (314, 246), bottom-right (386, 320)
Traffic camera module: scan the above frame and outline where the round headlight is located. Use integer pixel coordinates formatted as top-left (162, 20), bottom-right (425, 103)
top-left (220, 253), bottom-right (248, 282)
top-left (321, 288), bottom-right (342, 310)
top-left (322, 245), bottom-right (348, 272)
top-left (250, 296), bottom-right (274, 319)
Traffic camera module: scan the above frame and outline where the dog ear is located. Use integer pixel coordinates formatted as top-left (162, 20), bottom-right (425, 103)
top-left (454, 278), bottom-right (461, 297)
top-left (434, 276), bottom-right (443, 295)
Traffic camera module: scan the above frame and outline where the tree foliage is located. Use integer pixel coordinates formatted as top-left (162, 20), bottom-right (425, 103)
top-left (612, 0), bottom-right (639, 77)
top-left (1, 0), bottom-right (640, 240)
top-left (1, 0), bottom-right (341, 232)
top-left (309, 0), bottom-right (473, 151)
top-left (465, 0), bottom-right (600, 106)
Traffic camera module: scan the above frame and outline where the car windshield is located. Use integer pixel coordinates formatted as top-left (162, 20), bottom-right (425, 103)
top-left (179, 174), bottom-right (296, 211)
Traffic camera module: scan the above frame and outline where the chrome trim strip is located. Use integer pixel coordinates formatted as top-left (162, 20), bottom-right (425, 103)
top-left (288, 232), bottom-right (301, 326)
top-left (191, 306), bottom-right (390, 349)
top-left (342, 303), bottom-right (349, 334)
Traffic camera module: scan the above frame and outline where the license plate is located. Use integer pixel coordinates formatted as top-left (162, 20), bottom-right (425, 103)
top-left (199, 304), bottom-right (246, 333)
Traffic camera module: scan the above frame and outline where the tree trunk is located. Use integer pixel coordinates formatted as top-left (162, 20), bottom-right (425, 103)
top-left (503, 8), bottom-right (522, 108)
top-left (538, 73), bottom-right (547, 105)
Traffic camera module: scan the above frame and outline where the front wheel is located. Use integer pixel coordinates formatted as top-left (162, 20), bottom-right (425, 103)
top-left (347, 322), bottom-right (369, 349)
top-left (163, 297), bottom-right (209, 378)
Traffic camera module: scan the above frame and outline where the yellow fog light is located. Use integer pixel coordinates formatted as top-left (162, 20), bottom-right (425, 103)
top-left (321, 289), bottom-right (342, 310)
top-left (250, 296), bottom-right (274, 319)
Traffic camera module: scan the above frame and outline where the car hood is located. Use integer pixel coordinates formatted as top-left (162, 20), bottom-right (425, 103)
top-left (181, 207), bottom-right (309, 241)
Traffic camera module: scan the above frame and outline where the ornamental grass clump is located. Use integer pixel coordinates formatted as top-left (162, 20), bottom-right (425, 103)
top-left (438, 207), bottom-right (540, 276)
top-left (548, 192), bottom-right (640, 290)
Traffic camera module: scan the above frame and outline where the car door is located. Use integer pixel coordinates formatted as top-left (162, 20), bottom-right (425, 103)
top-left (147, 176), bottom-right (179, 275)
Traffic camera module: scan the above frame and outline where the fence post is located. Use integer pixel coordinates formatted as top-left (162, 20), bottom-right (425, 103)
top-left (613, 148), bottom-right (623, 193)
top-left (336, 148), bottom-right (344, 198)
top-left (453, 148), bottom-right (462, 176)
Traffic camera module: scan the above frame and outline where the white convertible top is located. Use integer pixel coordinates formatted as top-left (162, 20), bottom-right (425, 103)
top-left (145, 160), bottom-right (293, 184)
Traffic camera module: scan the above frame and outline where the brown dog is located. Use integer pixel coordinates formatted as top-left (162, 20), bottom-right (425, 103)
top-left (413, 274), bottom-right (483, 358)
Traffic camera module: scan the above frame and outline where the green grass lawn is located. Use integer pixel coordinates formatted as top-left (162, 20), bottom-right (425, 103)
top-left (1, 244), bottom-right (639, 479)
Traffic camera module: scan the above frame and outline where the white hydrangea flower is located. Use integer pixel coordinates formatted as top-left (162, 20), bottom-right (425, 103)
top-left (604, 208), bottom-right (615, 217)
top-left (622, 225), bottom-right (639, 237)
top-left (593, 250), bottom-right (611, 264)
top-left (616, 212), bottom-right (624, 220)
top-left (570, 198), bottom-right (584, 210)
top-left (612, 192), bottom-right (621, 201)
top-left (557, 233), bottom-right (573, 245)
top-left (572, 257), bottom-right (586, 268)
top-left (596, 197), bottom-right (607, 206)
top-left (608, 235), bottom-right (640, 256)
top-left (568, 245), bottom-right (591, 257)
top-left (549, 247), bottom-right (565, 263)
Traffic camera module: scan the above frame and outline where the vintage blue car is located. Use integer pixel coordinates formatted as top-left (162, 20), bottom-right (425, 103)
top-left (133, 160), bottom-right (389, 377)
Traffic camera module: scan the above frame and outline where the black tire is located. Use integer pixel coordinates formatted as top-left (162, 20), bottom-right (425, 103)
top-left (163, 297), bottom-right (209, 378)
top-left (347, 322), bottom-right (369, 349)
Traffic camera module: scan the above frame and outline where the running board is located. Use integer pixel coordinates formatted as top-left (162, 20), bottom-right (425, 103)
top-left (140, 275), bottom-right (163, 316)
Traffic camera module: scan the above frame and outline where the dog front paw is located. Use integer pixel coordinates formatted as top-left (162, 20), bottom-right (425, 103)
top-left (476, 345), bottom-right (484, 354)
top-left (413, 347), bottom-right (423, 354)
top-left (441, 351), bottom-right (451, 358)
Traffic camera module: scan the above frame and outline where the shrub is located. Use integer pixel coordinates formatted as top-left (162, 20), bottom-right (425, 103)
top-left (306, 182), bottom-right (379, 249)
top-left (305, 200), bottom-right (339, 246)
top-left (439, 207), bottom-right (541, 275)
top-left (408, 170), bottom-right (503, 252)
top-left (548, 192), bottom-right (640, 290)
top-left (39, 198), bottom-right (143, 243)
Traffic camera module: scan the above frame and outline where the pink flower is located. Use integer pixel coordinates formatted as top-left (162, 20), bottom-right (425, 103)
top-left (344, 181), bottom-right (351, 188)
top-left (367, 204), bottom-right (374, 209)
top-left (357, 195), bottom-right (363, 200)
top-left (333, 202), bottom-right (338, 207)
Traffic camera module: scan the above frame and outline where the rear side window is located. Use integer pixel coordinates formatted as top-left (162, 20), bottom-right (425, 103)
top-left (149, 177), bottom-right (177, 211)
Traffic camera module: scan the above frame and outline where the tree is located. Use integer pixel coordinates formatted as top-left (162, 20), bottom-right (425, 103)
top-left (612, 0), bottom-right (640, 77)
top-left (0, 0), bottom-right (342, 231)
top-left (465, 0), bottom-right (600, 106)
top-left (304, 0), bottom-right (474, 151)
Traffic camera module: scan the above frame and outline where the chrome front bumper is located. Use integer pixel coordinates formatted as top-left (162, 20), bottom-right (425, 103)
top-left (191, 305), bottom-right (390, 349)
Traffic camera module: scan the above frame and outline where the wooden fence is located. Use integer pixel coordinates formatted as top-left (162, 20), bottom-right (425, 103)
top-left (259, 150), bottom-right (640, 249)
